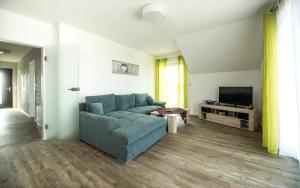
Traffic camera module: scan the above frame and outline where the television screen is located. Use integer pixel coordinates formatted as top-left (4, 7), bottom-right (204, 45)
top-left (219, 87), bottom-right (253, 106)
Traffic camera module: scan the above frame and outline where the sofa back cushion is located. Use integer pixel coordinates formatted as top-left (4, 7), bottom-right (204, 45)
top-left (116, 94), bottom-right (135, 111)
top-left (86, 94), bottom-right (116, 113)
top-left (135, 93), bottom-right (148, 107)
top-left (87, 103), bottom-right (104, 115)
top-left (79, 103), bottom-right (87, 112)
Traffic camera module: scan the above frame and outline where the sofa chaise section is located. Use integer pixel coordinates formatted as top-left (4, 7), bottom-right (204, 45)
top-left (79, 111), bottom-right (119, 155)
top-left (79, 93), bottom-right (166, 163)
top-left (110, 117), bottom-right (166, 162)
top-left (79, 111), bottom-right (166, 163)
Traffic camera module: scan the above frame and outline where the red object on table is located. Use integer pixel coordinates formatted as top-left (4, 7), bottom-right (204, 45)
top-left (157, 108), bottom-right (187, 121)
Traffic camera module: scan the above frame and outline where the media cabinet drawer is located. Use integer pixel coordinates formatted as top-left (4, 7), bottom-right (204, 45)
top-left (206, 113), bottom-right (240, 128)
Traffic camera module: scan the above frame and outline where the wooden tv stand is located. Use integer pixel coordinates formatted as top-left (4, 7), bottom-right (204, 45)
top-left (199, 103), bottom-right (258, 131)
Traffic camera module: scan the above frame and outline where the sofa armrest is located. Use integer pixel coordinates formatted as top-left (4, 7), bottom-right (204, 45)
top-left (79, 112), bottom-right (119, 134)
top-left (153, 101), bottom-right (166, 107)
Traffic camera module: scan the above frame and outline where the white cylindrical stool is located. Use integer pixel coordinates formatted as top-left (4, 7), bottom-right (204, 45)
top-left (167, 114), bottom-right (178, 134)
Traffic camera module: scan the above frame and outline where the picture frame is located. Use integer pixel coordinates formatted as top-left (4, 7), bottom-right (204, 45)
top-left (112, 60), bottom-right (139, 76)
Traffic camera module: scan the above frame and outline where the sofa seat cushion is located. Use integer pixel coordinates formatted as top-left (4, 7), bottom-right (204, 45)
top-left (116, 94), bottom-right (135, 111)
top-left (108, 112), bottom-right (166, 145)
top-left (86, 94), bottom-right (116, 114)
top-left (126, 105), bottom-right (162, 115)
top-left (106, 111), bottom-right (162, 123)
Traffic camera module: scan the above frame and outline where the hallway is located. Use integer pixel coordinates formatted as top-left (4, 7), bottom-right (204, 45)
top-left (0, 109), bottom-right (41, 148)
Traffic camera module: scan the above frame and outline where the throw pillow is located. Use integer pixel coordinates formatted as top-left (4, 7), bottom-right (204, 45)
top-left (147, 95), bottom-right (154, 105)
top-left (87, 103), bottom-right (104, 115)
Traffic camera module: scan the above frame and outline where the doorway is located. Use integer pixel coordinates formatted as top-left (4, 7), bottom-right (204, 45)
top-left (0, 68), bottom-right (13, 108)
top-left (0, 41), bottom-right (42, 148)
top-left (0, 40), bottom-right (80, 143)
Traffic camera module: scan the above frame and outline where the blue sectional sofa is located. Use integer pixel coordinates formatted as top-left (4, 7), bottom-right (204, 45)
top-left (79, 93), bottom-right (166, 163)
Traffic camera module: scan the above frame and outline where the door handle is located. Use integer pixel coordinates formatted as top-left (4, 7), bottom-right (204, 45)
top-left (68, 87), bottom-right (80, 92)
top-left (6, 86), bottom-right (11, 93)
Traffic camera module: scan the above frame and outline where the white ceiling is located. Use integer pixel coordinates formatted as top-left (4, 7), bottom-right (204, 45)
top-left (177, 17), bottom-right (263, 73)
top-left (0, 0), bottom-right (272, 56)
top-left (0, 41), bottom-right (32, 63)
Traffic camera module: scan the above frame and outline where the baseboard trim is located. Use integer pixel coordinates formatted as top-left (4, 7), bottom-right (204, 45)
top-left (19, 109), bottom-right (37, 122)
top-left (19, 109), bottom-right (32, 118)
top-left (190, 114), bottom-right (199, 118)
top-left (36, 121), bottom-right (42, 128)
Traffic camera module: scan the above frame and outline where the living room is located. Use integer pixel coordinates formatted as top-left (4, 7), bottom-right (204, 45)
top-left (0, 0), bottom-right (300, 187)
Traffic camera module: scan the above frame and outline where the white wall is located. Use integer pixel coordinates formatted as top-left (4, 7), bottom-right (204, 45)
top-left (58, 23), bottom-right (155, 101)
top-left (0, 9), bottom-right (56, 140)
top-left (0, 9), bottom-right (56, 47)
top-left (189, 70), bottom-right (262, 116)
top-left (51, 23), bottom-right (155, 140)
top-left (17, 48), bottom-right (43, 123)
top-left (0, 10), bottom-right (155, 141)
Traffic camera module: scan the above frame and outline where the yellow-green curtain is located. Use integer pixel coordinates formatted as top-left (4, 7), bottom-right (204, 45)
top-left (178, 56), bottom-right (188, 108)
top-left (155, 58), bottom-right (168, 102)
top-left (262, 11), bottom-right (279, 155)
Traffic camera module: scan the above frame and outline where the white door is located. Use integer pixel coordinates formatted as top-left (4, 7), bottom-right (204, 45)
top-left (43, 44), bottom-right (79, 140)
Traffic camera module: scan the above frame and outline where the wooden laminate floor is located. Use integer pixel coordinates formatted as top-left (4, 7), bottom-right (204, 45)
top-left (0, 117), bottom-right (299, 188)
top-left (0, 109), bottom-right (41, 148)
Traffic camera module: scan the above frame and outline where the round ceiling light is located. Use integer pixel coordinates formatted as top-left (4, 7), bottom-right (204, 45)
top-left (142, 3), bottom-right (165, 23)
top-left (0, 49), bottom-right (11, 55)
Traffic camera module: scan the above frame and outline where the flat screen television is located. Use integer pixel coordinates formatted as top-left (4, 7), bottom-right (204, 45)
top-left (219, 87), bottom-right (253, 106)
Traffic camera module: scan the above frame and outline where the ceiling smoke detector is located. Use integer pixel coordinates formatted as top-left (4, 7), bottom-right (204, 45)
top-left (142, 3), bottom-right (165, 23)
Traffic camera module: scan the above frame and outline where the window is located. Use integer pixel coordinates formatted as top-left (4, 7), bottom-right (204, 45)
top-left (166, 58), bottom-right (178, 107)
top-left (156, 55), bottom-right (188, 108)
top-left (277, 0), bottom-right (300, 160)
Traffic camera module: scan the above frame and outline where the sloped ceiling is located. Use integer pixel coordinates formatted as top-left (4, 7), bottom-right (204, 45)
top-left (0, 0), bottom-right (271, 73)
top-left (176, 17), bottom-right (263, 74)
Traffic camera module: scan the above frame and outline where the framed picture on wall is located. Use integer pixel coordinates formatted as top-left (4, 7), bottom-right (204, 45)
top-left (112, 60), bottom-right (139, 76)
